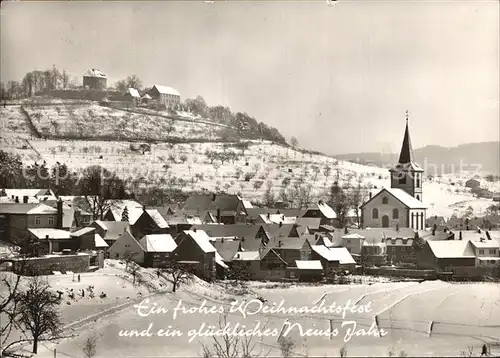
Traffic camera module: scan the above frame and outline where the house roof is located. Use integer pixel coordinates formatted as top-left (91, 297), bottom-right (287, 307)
top-left (70, 227), bottom-right (95, 237)
top-left (127, 88), bottom-right (140, 98)
top-left (105, 200), bottom-right (144, 223)
top-left (239, 237), bottom-right (263, 252)
top-left (93, 220), bottom-right (131, 241)
top-left (3, 188), bottom-right (55, 198)
top-left (470, 240), bottom-right (499, 249)
top-left (262, 223), bottom-right (296, 239)
top-left (319, 225), bottom-right (335, 232)
top-left (213, 240), bottom-right (240, 262)
top-left (317, 202), bottom-right (337, 219)
top-left (296, 217), bottom-right (321, 230)
top-left (295, 260), bottom-right (323, 270)
top-left (183, 230), bottom-right (216, 253)
top-left (139, 234), bottom-right (177, 253)
top-left (142, 93), bottom-right (152, 99)
top-left (259, 247), bottom-right (288, 264)
top-left (233, 251), bottom-right (260, 261)
top-left (382, 227), bottom-right (416, 239)
top-left (316, 235), bottom-right (334, 247)
top-left (311, 245), bottom-right (339, 262)
top-left (0, 203), bottom-right (57, 215)
top-left (427, 240), bottom-right (476, 259)
top-left (146, 209), bottom-right (170, 229)
top-left (259, 214), bottom-right (296, 225)
top-left (183, 194), bottom-right (242, 214)
top-left (28, 228), bottom-right (72, 240)
top-left (342, 233), bottom-right (366, 239)
top-left (83, 69), bottom-right (106, 78)
top-left (94, 233), bottom-right (108, 248)
top-left (329, 247), bottom-right (357, 264)
top-left (269, 237), bottom-right (307, 250)
top-left (383, 188), bottom-right (427, 209)
top-left (386, 238), bottom-right (414, 246)
top-left (152, 85), bottom-right (180, 96)
top-left (191, 224), bottom-right (262, 239)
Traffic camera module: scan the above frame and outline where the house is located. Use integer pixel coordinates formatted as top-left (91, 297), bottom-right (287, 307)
top-left (213, 239), bottom-right (240, 264)
top-left (163, 215), bottom-right (197, 233)
top-left (361, 239), bottom-right (387, 267)
top-left (232, 251), bottom-right (261, 279)
top-left (148, 85), bottom-right (180, 108)
top-left (27, 228), bottom-right (76, 255)
top-left (0, 202), bottom-right (60, 243)
top-left (1, 189), bottom-right (57, 203)
top-left (469, 239), bottom-right (500, 268)
top-left (302, 201), bottom-right (337, 225)
top-left (124, 88), bottom-right (141, 102)
top-left (83, 69), bottom-right (107, 90)
top-left (138, 234), bottom-right (177, 268)
top-left (341, 233), bottom-right (366, 255)
top-left (174, 230), bottom-right (218, 281)
top-left (416, 240), bottom-right (476, 271)
top-left (386, 238), bottom-right (415, 264)
top-left (182, 194), bottom-right (246, 224)
top-left (465, 178), bottom-right (481, 189)
top-left (328, 247), bottom-right (356, 271)
top-left (267, 236), bottom-right (312, 268)
top-left (141, 93), bottom-right (152, 104)
top-left (290, 260), bottom-right (324, 282)
top-left (362, 118), bottom-right (426, 229)
top-left (256, 213), bottom-right (296, 225)
top-left (258, 247), bottom-right (288, 281)
top-left (90, 220), bottom-right (132, 247)
top-left (108, 231), bottom-right (144, 264)
top-left (70, 227), bottom-right (100, 250)
top-left (426, 215), bottom-right (446, 230)
top-left (295, 217), bottom-right (322, 233)
top-left (262, 223), bottom-right (300, 241)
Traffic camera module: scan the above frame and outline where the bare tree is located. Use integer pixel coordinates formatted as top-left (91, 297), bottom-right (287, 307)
top-left (82, 335), bottom-right (99, 358)
top-left (123, 250), bottom-right (137, 272)
top-left (128, 261), bottom-right (141, 285)
top-left (160, 261), bottom-right (192, 293)
top-left (201, 315), bottom-right (269, 358)
top-left (278, 335), bottom-right (295, 358)
top-left (16, 276), bottom-right (62, 354)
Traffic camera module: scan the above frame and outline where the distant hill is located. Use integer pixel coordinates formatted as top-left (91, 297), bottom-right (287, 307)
top-left (335, 142), bottom-right (500, 175)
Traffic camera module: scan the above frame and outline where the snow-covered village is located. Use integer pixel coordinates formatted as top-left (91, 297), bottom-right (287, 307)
top-left (0, 1), bottom-right (499, 358)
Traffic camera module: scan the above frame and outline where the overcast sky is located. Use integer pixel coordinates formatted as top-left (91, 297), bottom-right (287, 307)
top-left (1, 1), bottom-right (498, 155)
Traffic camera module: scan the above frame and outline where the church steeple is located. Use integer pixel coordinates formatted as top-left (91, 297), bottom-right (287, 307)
top-left (398, 111), bottom-right (414, 164)
top-left (389, 110), bottom-right (424, 201)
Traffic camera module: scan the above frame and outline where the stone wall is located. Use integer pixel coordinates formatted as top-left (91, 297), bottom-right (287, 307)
top-left (13, 253), bottom-right (90, 276)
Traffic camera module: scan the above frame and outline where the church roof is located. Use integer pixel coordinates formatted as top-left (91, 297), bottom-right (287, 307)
top-left (389, 116), bottom-right (424, 172)
top-left (361, 187), bottom-right (427, 209)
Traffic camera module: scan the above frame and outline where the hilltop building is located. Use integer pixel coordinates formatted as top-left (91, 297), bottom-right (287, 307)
top-left (361, 113), bottom-right (427, 230)
top-left (148, 84), bottom-right (180, 108)
top-left (83, 69), bottom-right (107, 90)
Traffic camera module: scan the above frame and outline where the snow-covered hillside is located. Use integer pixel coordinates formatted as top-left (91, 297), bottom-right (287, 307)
top-left (1, 103), bottom-right (498, 218)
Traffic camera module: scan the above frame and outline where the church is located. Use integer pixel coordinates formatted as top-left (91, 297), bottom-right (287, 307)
top-left (360, 115), bottom-right (427, 230)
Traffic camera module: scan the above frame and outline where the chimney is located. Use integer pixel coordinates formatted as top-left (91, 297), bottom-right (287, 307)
top-left (221, 237), bottom-right (224, 243)
top-left (444, 227), bottom-right (448, 233)
top-left (459, 231), bottom-right (463, 240)
top-left (318, 200), bottom-right (323, 205)
top-left (344, 227), bottom-right (348, 234)
top-left (279, 222), bottom-right (282, 228)
top-left (212, 193), bottom-right (216, 201)
top-left (369, 192), bottom-right (372, 200)
top-left (193, 228), bottom-right (197, 232)
top-left (143, 205), bottom-right (146, 212)
top-left (217, 208), bottom-right (221, 224)
top-left (11, 195), bottom-right (14, 199)
top-left (23, 196), bottom-right (28, 204)
top-left (56, 198), bottom-right (63, 229)
top-left (15, 196), bottom-right (19, 203)
top-left (267, 213), bottom-right (270, 219)
top-left (45, 234), bottom-right (49, 239)
top-left (278, 240), bottom-right (282, 247)
top-left (477, 228), bottom-right (481, 234)
top-left (432, 228), bottom-right (436, 236)
top-left (486, 231), bottom-right (492, 240)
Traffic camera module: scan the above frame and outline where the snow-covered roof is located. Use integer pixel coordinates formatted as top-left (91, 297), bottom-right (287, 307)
top-left (139, 234), bottom-right (176, 253)
top-left (380, 188), bottom-right (427, 209)
top-left (70, 227), bottom-right (95, 237)
top-left (259, 214), bottom-right (296, 225)
top-left (94, 234), bottom-right (108, 248)
top-left (311, 245), bottom-right (338, 262)
top-left (328, 247), bottom-right (356, 265)
top-left (146, 209), bottom-right (170, 229)
top-left (470, 240), bottom-right (499, 249)
top-left (342, 233), bottom-right (365, 239)
top-left (29, 228), bottom-right (72, 240)
top-left (127, 88), bottom-right (141, 98)
top-left (142, 94), bottom-right (152, 99)
top-left (427, 240), bottom-right (475, 259)
top-left (184, 230), bottom-right (216, 253)
top-left (83, 69), bottom-right (106, 78)
top-left (233, 251), bottom-right (260, 261)
top-left (0, 203), bottom-right (57, 215)
top-left (152, 84), bottom-right (180, 96)
top-left (295, 260), bottom-right (323, 270)
top-left (215, 251), bottom-right (228, 268)
top-left (241, 200), bottom-right (253, 209)
top-left (317, 202), bottom-right (337, 219)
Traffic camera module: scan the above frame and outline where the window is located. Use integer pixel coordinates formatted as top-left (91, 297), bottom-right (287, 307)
top-left (35, 217), bottom-right (41, 225)
top-left (372, 208), bottom-right (379, 219)
top-left (393, 209), bottom-right (399, 219)
top-left (48, 217), bottom-right (54, 225)
top-left (489, 249), bottom-right (496, 255)
top-left (401, 247), bottom-right (406, 252)
top-left (399, 176), bottom-right (406, 185)
top-left (382, 197), bottom-right (388, 204)
top-left (479, 249), bottom-right (484, 255)
top-left (416, 174), bottom-right (421, 188)
top-left (392, 247), bottom-right (396, 252)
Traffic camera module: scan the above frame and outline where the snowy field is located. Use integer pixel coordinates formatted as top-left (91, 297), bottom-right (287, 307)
top-left (24, 279), bottom-right (500, 358)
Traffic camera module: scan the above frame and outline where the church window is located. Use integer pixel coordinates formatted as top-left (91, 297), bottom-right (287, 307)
top-left (372, 208), bottom-right (379, 219)
top-left (393, 209), bottom-right (399, 219)
top-left (416, 174), bottom-right (420, 188)
top-left (382, 197), bottom-right (388, 204)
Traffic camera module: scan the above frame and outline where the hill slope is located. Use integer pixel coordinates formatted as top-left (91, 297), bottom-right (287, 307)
top-left (335, 142), bottom-right (500, 175)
